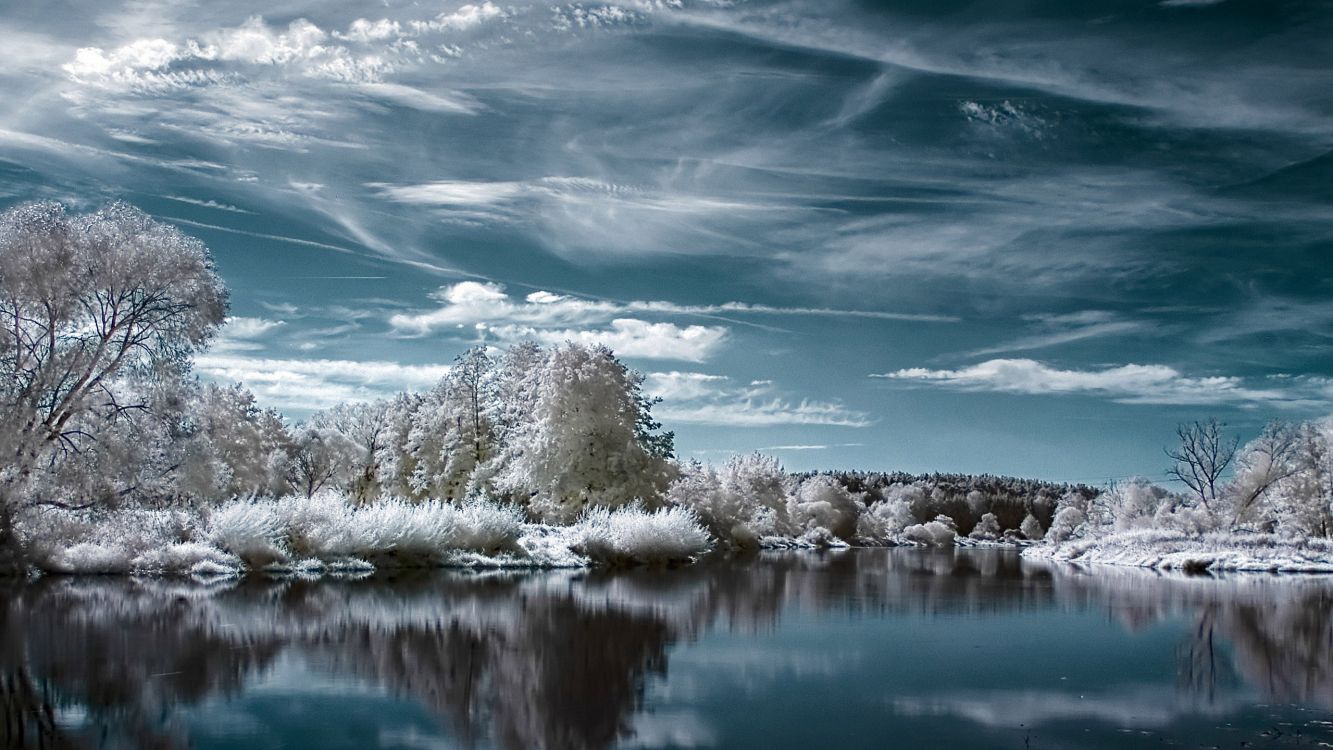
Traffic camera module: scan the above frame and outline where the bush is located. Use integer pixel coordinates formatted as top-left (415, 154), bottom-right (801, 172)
top-left (788, 475), bottom-right (862, 541)
top-left (572, 505), bottom-right (711, 565)
top-left (903, 515), bottom-right (957, 547)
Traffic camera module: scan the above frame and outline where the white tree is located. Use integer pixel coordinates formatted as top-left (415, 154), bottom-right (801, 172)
top-left (0, 202), bottom-right (226, 565)
top-left (969, 512), bottom-right (1001, 540)
top-left (1224, 421), bottom-right (1299, 530)
top-left (309, 399), bottom-right (391, 504)
top-left (287, 425), bottom-right (359, 499)
top-left (495, 343), bottom-right (675, 523)
top-left (179, 382), bottom-right (292, 500)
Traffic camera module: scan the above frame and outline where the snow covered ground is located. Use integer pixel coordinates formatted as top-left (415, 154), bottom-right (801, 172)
top-left (1024, 529), bottom-right (1333, 573)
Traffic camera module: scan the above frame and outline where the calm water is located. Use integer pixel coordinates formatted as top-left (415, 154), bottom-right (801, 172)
top-left (3, 549), bottom-right (1332, 749)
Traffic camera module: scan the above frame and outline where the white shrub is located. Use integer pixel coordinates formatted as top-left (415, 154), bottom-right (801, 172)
top-left (573, 505), bottom-right (711, 565)
top-left (1020, 513), bottom-right (1044, 540)
top-left (970, 512), bottom-right (1002, 540)
top-left (1045, 506), bottom-right (1086, 543)
top-left (903, 515), bottom-right (957, 547)
top-left (448, 499), bottom-right (524, 552)
top-left (855, 496), bottom-right (917, 543)
top-left (788, 475), bottom-right (862, 541)
top-left (207, 499), bottom-right (288, 566)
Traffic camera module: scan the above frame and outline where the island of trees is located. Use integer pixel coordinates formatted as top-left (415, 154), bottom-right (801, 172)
top-left (2, 202), bottom-right (1331, 576)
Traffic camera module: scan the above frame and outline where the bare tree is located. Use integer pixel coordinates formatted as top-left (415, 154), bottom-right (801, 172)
top-left (0, 202), bottom-right (226, 567)
top-left (1165, 419), bottom-right (1238, 508)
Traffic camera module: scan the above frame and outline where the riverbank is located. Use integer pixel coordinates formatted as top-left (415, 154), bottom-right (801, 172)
top-left (1022, 529), bottom-right (1333, 573)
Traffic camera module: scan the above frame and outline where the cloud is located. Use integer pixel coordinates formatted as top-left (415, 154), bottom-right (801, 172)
top-left (646, 371), bottom-right (872, 427)
top-left (659, 399), bottom-right (873, 427)
top-left (763, 443), bottom-right (865, 451)
top-left (193, 353), bottom-right (450, 412)
top-left (966, 311), bottom-right (1152, 357)
top-left (210, 316), bottom-right (285, 352)
top-left (875, 358), bottom-right (1326, 407)
top-left (390, 281), bottom-right (954, 338)
top-left (487, 319), bottom-right (728, 362)
top-left (644, 371), bottom-right (730, 402)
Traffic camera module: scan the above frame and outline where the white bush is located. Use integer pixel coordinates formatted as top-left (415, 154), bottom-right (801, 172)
top-left (1020, 513), bottom-right (1044, 540)
top-left (855, 496), bottom-right (917, 543)
top-left (666, 454), bottom-right (794, 547)
top-left (1045, 506), bottom-right (1086, 543)
top-left (969, 512), bottom-right (1002, 540)
top-left (207, 499), bottom-right (288, 566)
top-left (449, 499), bottom-right (525, 552)
top-left (573, 505), bottom-right (711, 565)
top-left (903, 515), bottom-right (957, 547)
top-left (788, 475), bottom-right (862, 541)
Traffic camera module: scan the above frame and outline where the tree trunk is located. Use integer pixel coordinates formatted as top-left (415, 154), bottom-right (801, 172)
top-left (0, 497), bottom-right (25, 578)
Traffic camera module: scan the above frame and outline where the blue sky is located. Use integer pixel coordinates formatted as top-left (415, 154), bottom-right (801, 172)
top-left (2, 0), bottom-right (1330, 483)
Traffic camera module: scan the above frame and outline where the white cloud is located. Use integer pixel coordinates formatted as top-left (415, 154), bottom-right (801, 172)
top-left (644, 371), bottom-right (730, 401)
top-left (210, 316), bottom-right (285, 351)
top-left (356, 82), bottom-right (480, 114)
top-left (875, 358), bottom-right (1323, 407)
top-left (194, 353), bottom-right (451, 412)
top-left (389, 281), bottom-right (954, 338)
top-left (488, 319), bottom-right (728, 362)
top-left (659, 399), bottom-right (873, 427)
top-left (645, 371), bottom-right (872, 427)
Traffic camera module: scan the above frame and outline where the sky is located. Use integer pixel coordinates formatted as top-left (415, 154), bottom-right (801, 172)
top-left (1, 0), bottom-right (1330, 484)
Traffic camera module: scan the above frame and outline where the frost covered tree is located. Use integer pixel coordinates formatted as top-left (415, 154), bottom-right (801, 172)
top-left (179, 382), bottom-right (292, 500)
top-left (308, 399), bottom-right (390, 504)
top-left (1019, 513), bottom-right (1044, 540)
top-left (0, 202), bottom-right (226, 566)
top-left (1088, 477), bottom-right (1175, 532)
top-left (1224, 421), bottom-right (1299, 530)
top-left (666, 453), bottom-right (793, 547)
top-left (495, 344), bottom-right (676, 523)
top-left (287, 425), bottom-right (359, 498)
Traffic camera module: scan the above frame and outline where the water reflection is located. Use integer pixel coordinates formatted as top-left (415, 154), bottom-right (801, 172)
top-left (0, 550), bottom-right (1329, 749)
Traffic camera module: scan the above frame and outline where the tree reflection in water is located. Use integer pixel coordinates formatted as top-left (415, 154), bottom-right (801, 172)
top-left (0, 550), bottom-right (1328, 749)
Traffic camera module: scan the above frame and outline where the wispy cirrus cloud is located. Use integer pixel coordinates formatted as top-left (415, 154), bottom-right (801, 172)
top-left (875, 358), bottom-right (1330, 408)
top-left (966, 311), bottom-right (1152, 358)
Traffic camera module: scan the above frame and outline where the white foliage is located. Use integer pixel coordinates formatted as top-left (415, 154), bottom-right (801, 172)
top-left (855, 495), bottom-right (916, 543)
top-left (572, 505), bottom-right (711, 565)
top-left (1019, 513), bottom-right (1044, 540)
top-left (970, 512), bottom-right (1002, 540)
top-left (787, 474), bottom-right (862, 541)
top-left (665, 453), bottom-right (794, 547)
top-left (903, 515), bottom-right (958, 547)
top-left (206, 499), bottom-right (288, 566)
top-left (1045, 506), bottom-right (1086, 543)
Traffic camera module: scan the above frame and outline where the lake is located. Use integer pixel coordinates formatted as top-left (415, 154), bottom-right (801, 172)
top-left (3, 548), bottom-right (1331, 749)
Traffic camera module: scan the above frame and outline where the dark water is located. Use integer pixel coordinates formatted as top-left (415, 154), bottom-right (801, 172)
top-left (3, 549), bottom-right (1332, 750)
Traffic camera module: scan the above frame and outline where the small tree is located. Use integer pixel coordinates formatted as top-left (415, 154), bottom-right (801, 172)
top-left (1166, 419), bottom-right (1238, 509)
